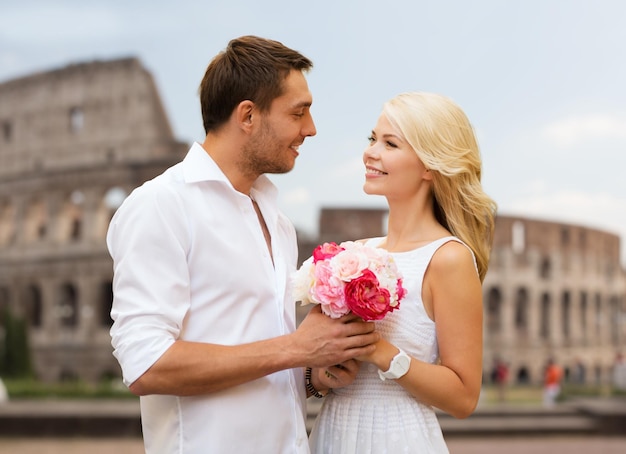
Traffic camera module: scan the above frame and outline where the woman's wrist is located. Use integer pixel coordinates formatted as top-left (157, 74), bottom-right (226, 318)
top-left (363, 339), bottom-right (397, 370)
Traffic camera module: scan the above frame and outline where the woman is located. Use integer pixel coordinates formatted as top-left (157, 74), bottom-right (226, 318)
top-left (308, 92), bottom-right (497, 453)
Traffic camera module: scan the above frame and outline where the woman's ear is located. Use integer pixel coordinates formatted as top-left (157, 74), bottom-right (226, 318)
top-left (423, 168), bottom-right (433, 181)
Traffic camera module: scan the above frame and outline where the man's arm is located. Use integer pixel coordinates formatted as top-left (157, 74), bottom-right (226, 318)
top-left (129, 305), bottom-right (378, 396)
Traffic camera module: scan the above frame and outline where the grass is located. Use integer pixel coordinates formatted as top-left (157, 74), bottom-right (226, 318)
top-left (1, 377), bottom-right (136, 399)
top-left (481, 385), bottom-right (543, 405)
top-left (2, 378), bottom-right (623, 402)
top-left (479, 383), bottom-right (622, 406)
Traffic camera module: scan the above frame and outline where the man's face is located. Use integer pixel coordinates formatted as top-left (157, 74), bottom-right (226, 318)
top-left (241, 70), bottom-right (316, 176)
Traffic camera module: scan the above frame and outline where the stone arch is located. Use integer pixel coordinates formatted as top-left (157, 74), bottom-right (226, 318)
top-left (516, 365), bottom-right (530, 384)
top-left (486, 287), bottom-right (502, 335)
top-left (580, 291), bottom-right (588, 342)
top-left (512, 221), bottom-right (525, 253)
top-left (514, 287), bottom-right (530, 337)
top-left (69, 106), bottom-right (84, 133)
top-left (540, 292), bottom-right (551, 340)
top-left (23, 197), bottom-right (48, 243)
top-left (594, 293), bottom-right (602, 338)
top-left (99, 280), bottom-right (113, 327)
top-left (58, 283), bottom-right (78, 328)
top-left (96, 186), bottom-right (128, 239)
top-left (0, 286), bottom-right (10, 318)
top-left (561, 290), bottom-right (571, 341)
top-left (59, 191), bottom-right (85, 242)
top-left (0, 199), bottom-right (16, 247)
top-left (59, 368), bottom-right (79, 382)
top-left (24, 284), bottom-right (43, 327)
top-left (609, 296), bottom-right (621, 345)
top-left (540, 256), bottom-right (552, 279)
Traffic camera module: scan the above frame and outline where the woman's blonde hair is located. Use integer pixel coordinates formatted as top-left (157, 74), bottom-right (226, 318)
top-left (383, 92), bottom-right (497, 281)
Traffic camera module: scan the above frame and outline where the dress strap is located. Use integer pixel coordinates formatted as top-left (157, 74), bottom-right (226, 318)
top-left (428, 236), bottom-right (479, 275)
top-left (365, 236), bottom-right (478, 275)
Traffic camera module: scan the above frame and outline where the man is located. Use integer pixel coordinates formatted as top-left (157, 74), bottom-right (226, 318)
top-left (106, 35), bottom-right (378, 453)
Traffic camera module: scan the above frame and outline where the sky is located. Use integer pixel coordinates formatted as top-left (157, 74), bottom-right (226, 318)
top-left (1, 0), bottom-right (625, 264)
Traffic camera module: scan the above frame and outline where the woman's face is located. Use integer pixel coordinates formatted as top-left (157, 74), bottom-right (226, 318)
top-left (362, 113), bottom-right (430, 200)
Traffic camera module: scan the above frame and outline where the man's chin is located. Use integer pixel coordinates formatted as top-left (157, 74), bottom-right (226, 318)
top-left (270, 160), bottom-right (296, 174)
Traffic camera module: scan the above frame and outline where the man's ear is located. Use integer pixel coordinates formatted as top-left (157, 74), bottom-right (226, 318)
top-left (236, 100), bottom-right (255, 132)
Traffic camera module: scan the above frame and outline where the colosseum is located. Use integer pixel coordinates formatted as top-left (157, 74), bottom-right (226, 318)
top-left (1, 58), bottom-right (624, 386)
top-left (0, 58), bottom-right (187, 382)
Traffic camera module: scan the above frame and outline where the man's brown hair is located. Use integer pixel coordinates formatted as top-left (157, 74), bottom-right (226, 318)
top-left (199, 35), bottom-right (313, 133)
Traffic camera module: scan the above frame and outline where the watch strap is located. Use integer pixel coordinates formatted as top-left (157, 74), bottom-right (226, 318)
top-left (378, 349), bottom-right (410, 381)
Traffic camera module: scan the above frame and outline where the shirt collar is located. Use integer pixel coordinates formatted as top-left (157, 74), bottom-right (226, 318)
top-left (182, 142), bottom-right (279, 202)
top-left (182, 142), bottom-right (229, 184)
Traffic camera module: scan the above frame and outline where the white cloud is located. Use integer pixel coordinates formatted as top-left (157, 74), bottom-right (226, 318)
top-left (543, 113), bottom-right (626, 148)
top-left (0, 5), bottom-right (122, 42)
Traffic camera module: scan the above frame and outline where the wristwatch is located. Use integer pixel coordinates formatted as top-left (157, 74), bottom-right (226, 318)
top-left (378, 349), bottom-right (411, 381)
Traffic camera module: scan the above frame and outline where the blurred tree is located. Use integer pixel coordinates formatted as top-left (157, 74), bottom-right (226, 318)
top-left (0, 307), bottom-right (33, 378)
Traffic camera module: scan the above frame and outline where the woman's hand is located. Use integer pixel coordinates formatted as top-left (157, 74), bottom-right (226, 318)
top-left (311, 359), bottom-right (361, 392)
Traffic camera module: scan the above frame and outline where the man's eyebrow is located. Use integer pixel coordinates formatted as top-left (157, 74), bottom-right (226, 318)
top-left (292, 100), bottom-right (312, 108)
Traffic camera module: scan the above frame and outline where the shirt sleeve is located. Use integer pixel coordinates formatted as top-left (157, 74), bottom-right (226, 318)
top-left (106, 181), bottom-right (191, 386)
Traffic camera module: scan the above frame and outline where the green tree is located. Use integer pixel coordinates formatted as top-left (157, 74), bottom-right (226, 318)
top-left (0, 307), bottom-right (33, 378)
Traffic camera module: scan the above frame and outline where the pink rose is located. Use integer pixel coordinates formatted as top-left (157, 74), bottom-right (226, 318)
top-left (344, 269), bottom-right (397, 321)
top-left (310, 261), bottom-right (349, 317)
top-left (396, 278), bottom-right (407, 303)
top-left (321, 298), bottom-right (351, 319)
top-left (331, 250), bottom-right (367, 281)
top-left (312, 242), bottom-right (345, 263)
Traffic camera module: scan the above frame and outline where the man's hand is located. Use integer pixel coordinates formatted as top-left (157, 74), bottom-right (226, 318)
top-left (292, 305), bottom-right (379, 368)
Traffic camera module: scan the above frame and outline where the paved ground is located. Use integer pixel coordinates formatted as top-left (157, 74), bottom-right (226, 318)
top-left (1, 436), bottom-right (626, 453)
top-left (447, 436), bottom-right (626, 453)
top-left (1, 396), bottom-right (624, 452)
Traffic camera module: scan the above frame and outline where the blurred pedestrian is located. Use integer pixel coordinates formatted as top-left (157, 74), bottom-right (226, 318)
top-left (494, 359), bottom-right (509, 402)
top-left (543, 358), bottom-right (563, 407)
top-left (572, 358), bottom-right (586, 385)
top-left (613, 353), bottom-right (626, 391)
top-left (0, 377), bottom-right (8, 404)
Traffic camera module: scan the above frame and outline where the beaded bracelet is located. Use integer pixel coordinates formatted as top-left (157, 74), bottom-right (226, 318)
top-left (305, 367), bottom-right (326, 398)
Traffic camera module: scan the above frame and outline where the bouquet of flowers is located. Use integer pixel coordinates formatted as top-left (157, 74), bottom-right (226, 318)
top-left (291, 241), bottom-right (406, 321)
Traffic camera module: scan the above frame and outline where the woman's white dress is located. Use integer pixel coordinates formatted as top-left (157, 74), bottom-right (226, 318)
top-left (309, 236), bottom-right (462, 454)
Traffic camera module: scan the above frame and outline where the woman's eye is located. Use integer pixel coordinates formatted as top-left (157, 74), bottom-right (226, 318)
top-left (386, 141), bottom-right (398, 148)
top-left (367, 135), bottom-right (375, 144)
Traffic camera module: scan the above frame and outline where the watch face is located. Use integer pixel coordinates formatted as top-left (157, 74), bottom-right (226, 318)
top-left (397, 355), bottom-right (411, 371)
top-left (393, 354), bottom-right (411, 375)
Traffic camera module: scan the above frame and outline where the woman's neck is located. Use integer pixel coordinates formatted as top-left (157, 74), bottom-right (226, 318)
top-left (383, 201), bottom-right (449, 252)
